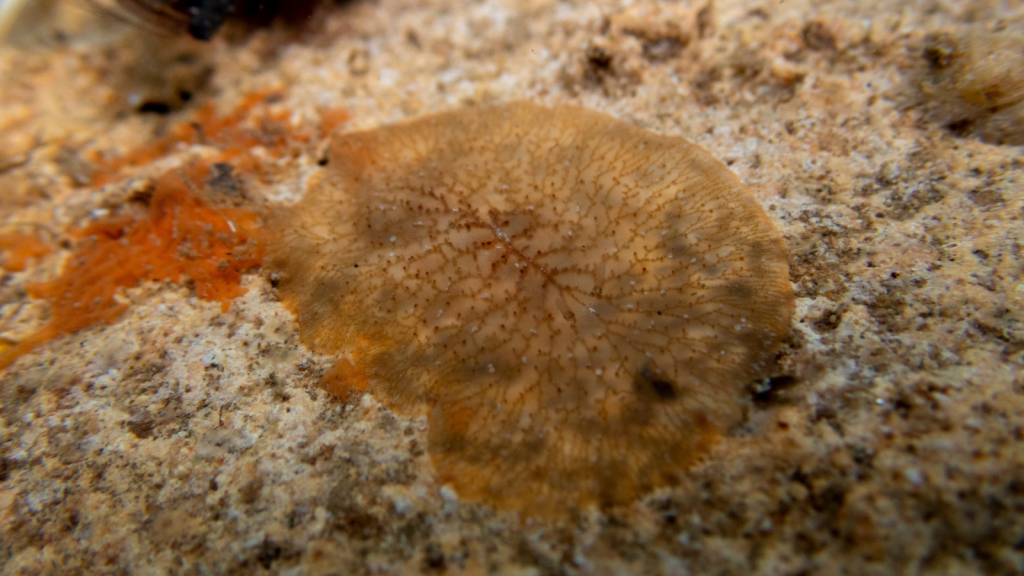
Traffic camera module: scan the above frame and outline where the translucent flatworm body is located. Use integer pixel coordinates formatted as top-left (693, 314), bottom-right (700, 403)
top-left (270, 102), bottom-right (794, 519)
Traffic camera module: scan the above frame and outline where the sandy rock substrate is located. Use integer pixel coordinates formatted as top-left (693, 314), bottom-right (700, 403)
top-left (0, 0), bottom-right (1022, 574)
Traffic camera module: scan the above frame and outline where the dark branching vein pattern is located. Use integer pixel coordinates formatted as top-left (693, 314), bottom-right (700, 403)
top-left (270, 102), bottom-right (793, 518)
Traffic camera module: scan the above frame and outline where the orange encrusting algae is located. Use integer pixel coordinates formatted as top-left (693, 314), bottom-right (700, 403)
top-left (91, 91), bottom-right (349, 186)
top-left (0, 232), bottom-right (53, 272)
top-left (271, 102), bottom-right (794, 520)
top-left (0, 90), bottom-right (347, 371)
top-left (0, 162), bottom-right (264, 370)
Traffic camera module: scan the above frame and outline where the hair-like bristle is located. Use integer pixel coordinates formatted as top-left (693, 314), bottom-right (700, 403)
top-left (113, 0), bottom-right (191, 36)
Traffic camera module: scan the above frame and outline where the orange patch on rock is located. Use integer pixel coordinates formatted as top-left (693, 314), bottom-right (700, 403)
top-left (91, 91), bottom-right (349, 186)
top-left (0, 232), bottom-right (53, 272)
top-left (0, 162), bottom-right (264, 370)
top-left (318, 108), bottom-right (353, 137)
top-left (0, 90), bottom-right (347, 371)
top-left (320, 356), bottom-right (370, 404)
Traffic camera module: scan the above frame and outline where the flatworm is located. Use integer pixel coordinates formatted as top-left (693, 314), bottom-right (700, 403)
top-left (270, 102), bottom-right (793, 518)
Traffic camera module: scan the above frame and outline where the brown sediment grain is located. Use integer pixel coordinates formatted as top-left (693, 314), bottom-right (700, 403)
top-left (269, 102), bottom-right (793, 519)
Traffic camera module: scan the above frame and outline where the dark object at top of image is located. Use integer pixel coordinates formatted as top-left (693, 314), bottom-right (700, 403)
top-left (117, 0), bottom-right (326, 40)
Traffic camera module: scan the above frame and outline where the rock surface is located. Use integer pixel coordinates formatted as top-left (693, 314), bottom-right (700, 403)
top-left (0, 0), bottom-right (1022, 574)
